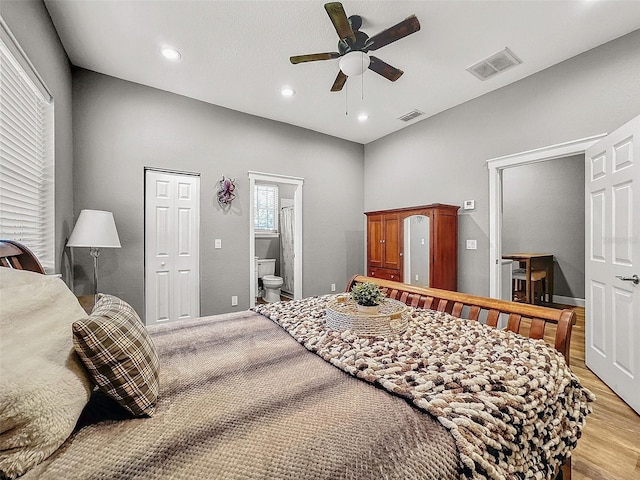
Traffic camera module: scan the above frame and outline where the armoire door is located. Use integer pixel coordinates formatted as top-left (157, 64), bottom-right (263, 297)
top-left (382, 213), bottom-right (400, 270)
top-left (145, 169), bottom-right (200, 325)
top-left (367, 214), bottom-right (384, 268)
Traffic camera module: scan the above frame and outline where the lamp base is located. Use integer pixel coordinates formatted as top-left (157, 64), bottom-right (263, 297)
top-left (89, 247), bottom-right (100, 295)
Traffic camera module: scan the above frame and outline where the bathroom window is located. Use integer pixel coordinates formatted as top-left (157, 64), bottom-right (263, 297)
top-left (254, 184), bottom-right (279, 235)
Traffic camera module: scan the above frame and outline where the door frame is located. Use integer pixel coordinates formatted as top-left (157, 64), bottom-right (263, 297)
top-left (249, 171), bottom-right (303, 307)
top-left (487, 134), bottom-right (606, 299)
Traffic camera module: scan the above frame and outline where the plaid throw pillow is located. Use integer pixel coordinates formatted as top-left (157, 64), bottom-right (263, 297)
top-left (72, 294), bottom-right (159, 416)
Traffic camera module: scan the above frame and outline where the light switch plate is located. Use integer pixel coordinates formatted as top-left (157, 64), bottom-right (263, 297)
top-left (214, 238), bottom-right (222, 249)
top-left (466, 239), bottom-right (477, 250)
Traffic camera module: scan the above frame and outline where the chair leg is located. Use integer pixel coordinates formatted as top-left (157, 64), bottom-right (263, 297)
top-left (532, 279), bottom-right (544, 305)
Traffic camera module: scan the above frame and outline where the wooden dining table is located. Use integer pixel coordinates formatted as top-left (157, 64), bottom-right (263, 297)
top-left (502, 253), bottom-right (554, 304)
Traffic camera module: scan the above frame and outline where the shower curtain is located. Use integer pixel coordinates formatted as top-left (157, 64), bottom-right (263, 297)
top-left (280, 206), bottom-right (294, 295)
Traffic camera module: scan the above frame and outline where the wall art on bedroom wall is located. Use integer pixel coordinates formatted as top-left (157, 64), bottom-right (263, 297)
top-left (216, 176), bottom-right (236, 210)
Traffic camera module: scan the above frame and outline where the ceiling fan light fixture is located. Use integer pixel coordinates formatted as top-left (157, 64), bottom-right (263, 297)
top-left (339, 51), bottom-right (370, 77)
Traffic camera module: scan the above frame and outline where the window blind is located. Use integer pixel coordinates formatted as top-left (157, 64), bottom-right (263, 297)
top-left (0, 25), bottom-right (54, 270)
top-left (254, 184), bottom-right (279, 232)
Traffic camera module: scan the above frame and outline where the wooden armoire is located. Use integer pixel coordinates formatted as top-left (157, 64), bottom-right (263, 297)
top-left (365, 204), bottom-right (459, 291)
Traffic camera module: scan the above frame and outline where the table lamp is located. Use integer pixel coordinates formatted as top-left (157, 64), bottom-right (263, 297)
top-left (67, 209), bottom-right (121, 295)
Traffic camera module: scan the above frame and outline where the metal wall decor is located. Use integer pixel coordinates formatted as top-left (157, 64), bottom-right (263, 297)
top-left (217, 176), bottom-right (237, 209)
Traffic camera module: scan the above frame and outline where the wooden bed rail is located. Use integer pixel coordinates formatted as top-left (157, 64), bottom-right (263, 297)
top-left (345, 275), bottom-right (576, 366)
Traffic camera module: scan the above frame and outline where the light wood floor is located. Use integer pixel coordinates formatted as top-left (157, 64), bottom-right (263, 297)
top-left (562, 306), bottom-right (640, 480)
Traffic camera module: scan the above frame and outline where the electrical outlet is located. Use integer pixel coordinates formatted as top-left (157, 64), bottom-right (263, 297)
top-left (231, 295), bottom-right (238, 306)
top-left (331, 283), bottom-right (336, 292)
top-left (415, 274), bottom-right (419, 281)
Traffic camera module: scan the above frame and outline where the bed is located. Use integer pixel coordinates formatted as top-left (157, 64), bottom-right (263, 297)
top-left (0, 242), bottom-right (593, 480)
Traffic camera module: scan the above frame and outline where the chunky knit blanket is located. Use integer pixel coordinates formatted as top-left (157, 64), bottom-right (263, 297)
top-left (254, 295), bottom-right (595, 480)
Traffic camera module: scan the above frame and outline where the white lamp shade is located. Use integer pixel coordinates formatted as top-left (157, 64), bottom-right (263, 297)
top-left (339, 51), bottom-right (370, 77)
top-left (67, 210), bottom-right (121, 248)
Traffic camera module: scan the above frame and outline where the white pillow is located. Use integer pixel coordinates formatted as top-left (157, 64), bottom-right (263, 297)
top-left (0, 269), bottom-right (92, 479)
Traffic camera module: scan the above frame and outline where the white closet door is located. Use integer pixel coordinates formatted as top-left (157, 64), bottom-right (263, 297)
top-left (145, 170), bottom-right (200, 325)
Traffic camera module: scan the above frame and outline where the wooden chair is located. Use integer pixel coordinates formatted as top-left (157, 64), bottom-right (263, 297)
top-left (512, 267), bottom-right (547, 304)
top-left (0, 240), bottom-right (46, 274)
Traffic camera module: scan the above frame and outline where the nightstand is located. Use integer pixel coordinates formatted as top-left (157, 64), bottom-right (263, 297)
top-left (77, 294), bottom-right (96, 315)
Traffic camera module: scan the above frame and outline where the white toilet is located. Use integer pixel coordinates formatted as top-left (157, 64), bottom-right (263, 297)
top-left (256, 258), bottom-right (284, 303)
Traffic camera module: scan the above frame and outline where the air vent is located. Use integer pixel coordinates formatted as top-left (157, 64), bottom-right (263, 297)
top-left (398, 109), bottom-right (424, 122)
top-left (466, 47), bottom-right (522, 81)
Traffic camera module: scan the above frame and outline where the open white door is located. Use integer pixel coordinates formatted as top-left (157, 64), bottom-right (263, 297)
top-left (585, 114), bottom-right (640, 414)
top-left (145, 170), bottom-right (200, 325)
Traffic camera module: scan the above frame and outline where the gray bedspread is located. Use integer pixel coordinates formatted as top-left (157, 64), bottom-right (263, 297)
top-left (22, 310), bottom-right (458, 480)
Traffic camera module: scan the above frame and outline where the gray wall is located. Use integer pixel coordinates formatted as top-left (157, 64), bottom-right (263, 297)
top-left (364, 29), bottom-right (640, 296)
top-left (502, 155), bottom-right (585, 299)
top-left (1, 0), bottom-right (75, 281)
top-left (72, 69), bottom-right (364, 317)
top-left (255, 237), bottom-right (280, 274)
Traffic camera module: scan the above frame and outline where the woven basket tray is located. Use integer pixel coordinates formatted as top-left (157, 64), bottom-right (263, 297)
top-left (325, 297), bottom-right (408, 337)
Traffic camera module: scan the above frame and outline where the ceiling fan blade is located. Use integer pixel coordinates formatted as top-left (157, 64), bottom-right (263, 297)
top-left (324, 2), bottom-right (356, 42)
top-left (366, 15), bottom-right (420, 51)
top-left (368, 56), bottom-right (404, 82)
top-left (331, 70), bottom-right (348, 92)
top-left (290, 52), bottom-right (340, 64)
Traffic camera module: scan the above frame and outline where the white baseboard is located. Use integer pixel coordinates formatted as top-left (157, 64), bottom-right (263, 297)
top-left (553, 295), bottom-right (585, 307)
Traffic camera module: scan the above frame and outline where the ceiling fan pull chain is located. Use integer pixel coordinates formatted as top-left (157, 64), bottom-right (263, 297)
top-left (361, 54), bottom-right (364, 100)
top-left (345, 81), bottom-right (349, 116)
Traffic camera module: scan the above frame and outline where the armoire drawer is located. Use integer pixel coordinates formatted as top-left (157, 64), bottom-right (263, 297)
top-left (368, 268), bottom-right (401, 282)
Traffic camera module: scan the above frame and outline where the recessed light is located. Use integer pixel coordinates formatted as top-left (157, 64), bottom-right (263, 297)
top-left (358, 113), bottom-right (369, 122)
top-left (281, 86), bottom-right (296, 97)
top-left (161, 47), bottom-right (181, 61)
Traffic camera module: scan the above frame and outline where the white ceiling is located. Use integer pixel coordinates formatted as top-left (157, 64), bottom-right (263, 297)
top-left (44, 1), bottom-right (640, 145)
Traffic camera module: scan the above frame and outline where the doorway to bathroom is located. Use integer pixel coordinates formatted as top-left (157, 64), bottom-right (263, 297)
top-left (248, 171), bottom-right (303, 308)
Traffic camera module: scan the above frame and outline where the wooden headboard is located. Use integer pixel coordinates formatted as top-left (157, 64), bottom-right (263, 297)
top-left (346, 275), bottom-right (576, 365)
top-left (0, 240), bottom-right (46, 274)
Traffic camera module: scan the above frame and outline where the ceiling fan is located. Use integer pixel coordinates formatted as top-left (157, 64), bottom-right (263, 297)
top-left (290, 2), bottom-right (420, 92)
